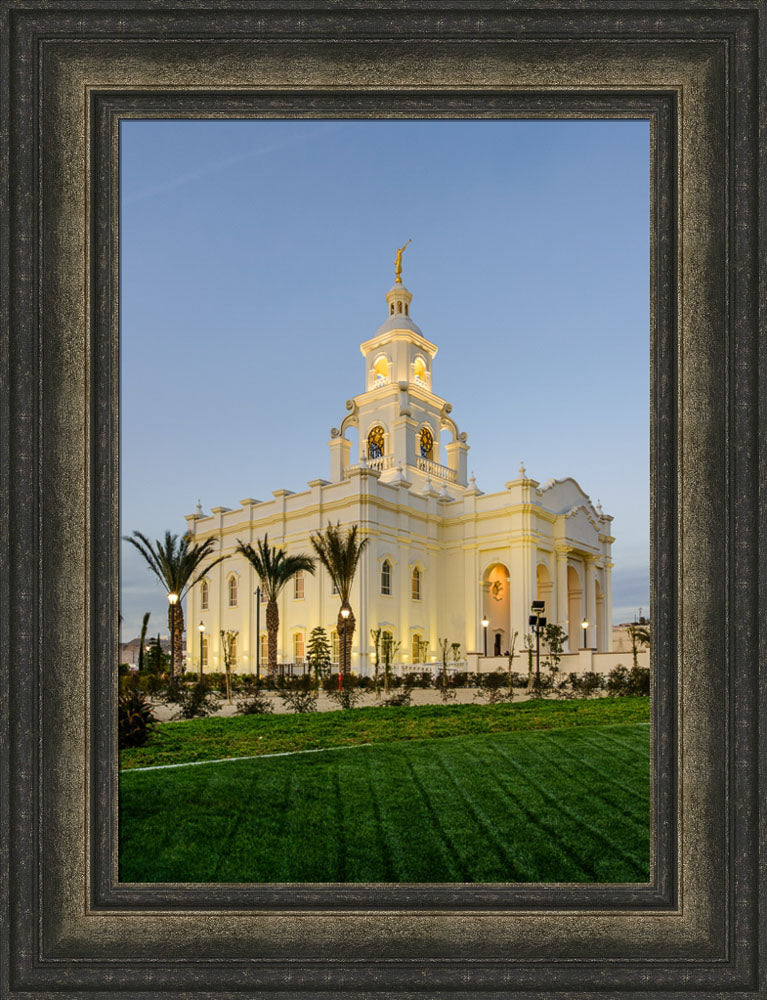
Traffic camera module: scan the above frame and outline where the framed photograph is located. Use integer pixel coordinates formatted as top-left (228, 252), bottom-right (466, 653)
top-left (1, 2), bottom-right (764, 997)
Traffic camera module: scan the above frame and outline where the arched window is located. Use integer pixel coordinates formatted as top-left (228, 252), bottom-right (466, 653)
top-left (293, 632), bottom-right (305, 662)
top-left (200, 579), bottom-right (209, 611)
top-left (373, 355), bottom-right (389, 386)
top-left (228, 575), bottom-right (238, 607)
top-left (294, 570), bottom-right (305, 599)
top-left (411, 567), bottom-right (421, 601)
top-left (397, 301), bottom-right (403, 313)
top-left (230, 634), bottom-right (238, 661)
top-left (413, 356), bottom-right (427, 383)
top-left (330, 630), bottom-right (340, 664)
top-left (390, 303), bottom-right (395, 315)
top-left (412, 633), bottom-right (422, 664)
top-left (259, 633), bottom-right (268, 664)
top-left (419, 426), bottom-right (434, 460)
top-left (405, 303), bottom-right (409, 315)
top-left (201, 635), bottom-right (209, 668)
top-left (367, 425), bottom-right (385, 459)
top-left (381, 559), bottom-right (392, 596)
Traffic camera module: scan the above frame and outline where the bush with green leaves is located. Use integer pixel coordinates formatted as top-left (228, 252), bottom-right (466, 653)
top-left (606, 665), bottom-right (630, 696)
top-left (578, 671), bottom-right (606, 698)
top-left (234, 677), bottom-right (273, 715)
top-left (451, 672), bottom-right (473, 688)
top-left (118, 683), bottom-right (156, 749)
top-left (404, 671), bottom-right (432, 690)
top-left (627, 665), bottom-right (650, 696)
top-left (327, 687), bottom-right (364, 710)
top-left (279, 690), bottom-right (319, 714)
top-left (381, 689), bottom-right (412, 707)
top-left (171, 679), bottom-right (222, 720)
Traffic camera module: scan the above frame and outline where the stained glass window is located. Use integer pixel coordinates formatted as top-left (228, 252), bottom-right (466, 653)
top-left (412, 567), bottom-right (421, 601)
top-left (368, 425), bottom-right (385, 459)
top-left (420, 426), bottom-right (434, 459)
top-left (381, 559), bottom-right (392, 595)
top-left (228, 575), bottom-right (238, 607)
top-left (200, 579), bottom-right (209, 611)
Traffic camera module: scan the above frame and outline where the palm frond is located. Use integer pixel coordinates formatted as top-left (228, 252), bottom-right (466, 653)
top-left (236, 535), bottom-right (315, 601)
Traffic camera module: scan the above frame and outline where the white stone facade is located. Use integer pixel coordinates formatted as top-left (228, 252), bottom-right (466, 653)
top-left (185, 279), bottom-right (615, 675)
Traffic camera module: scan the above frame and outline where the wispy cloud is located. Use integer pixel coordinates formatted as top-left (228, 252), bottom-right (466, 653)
top-left (122, 123), bottom-right (343, 206)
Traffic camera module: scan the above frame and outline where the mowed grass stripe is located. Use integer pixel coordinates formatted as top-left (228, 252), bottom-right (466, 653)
top-left (431, 740), bottom-right (592, 882)
top-left (487, 739), bottom-right (649, 880)
top-left (400, 750), bottom-right (488, 882)
top-left (365, 748), bottom-right (465, 881)
top-left (119, 723), bottom-right (650, 884)
top-left (548, 730), bottom-right (651, 806)
top-left (490, 729), bottom-right (650, 833)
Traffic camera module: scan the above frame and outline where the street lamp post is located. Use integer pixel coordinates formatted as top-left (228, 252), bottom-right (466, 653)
top-left (167, 591), bottom-right (178, 677)
top-left (340, 607), bottom-right (350, 690)
top-left (529, 601), bottom-right (546, 691)
top-left (255, 585), bottom-right (261, 683)
top-left (198, 621), bottom-right (205, 680)
top-left (581, 618), bottom-right (589, 649)
top-left (481, 617), bottom-right (489, 657)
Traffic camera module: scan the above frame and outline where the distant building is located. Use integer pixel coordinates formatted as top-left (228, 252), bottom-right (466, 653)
top-left (185, 269), bottom-right (615, 675)
top-left (612, 622), bottom-right (651, 655)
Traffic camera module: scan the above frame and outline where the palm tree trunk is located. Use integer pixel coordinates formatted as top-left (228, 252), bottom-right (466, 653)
top-left (266, 599), bottom-right (279, 678)
top-left (174, 603), bottom-right (185, 675)
top-left (138, 612), bottom-right (149, 672)
top-left (167, 605), bottom-right (176, 677)
top-left (337, 605), bottom-right (355, 684)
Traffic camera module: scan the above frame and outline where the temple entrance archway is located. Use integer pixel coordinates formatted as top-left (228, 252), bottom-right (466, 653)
top-left (482, 562), bottom-right (510, 653)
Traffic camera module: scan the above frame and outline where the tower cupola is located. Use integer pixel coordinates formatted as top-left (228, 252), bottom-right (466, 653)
top-left (385, 282), bottom-right (413, 321)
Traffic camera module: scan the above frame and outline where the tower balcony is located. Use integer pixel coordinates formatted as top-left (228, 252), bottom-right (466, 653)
top-left (417, 457), bottom-right (457, 483)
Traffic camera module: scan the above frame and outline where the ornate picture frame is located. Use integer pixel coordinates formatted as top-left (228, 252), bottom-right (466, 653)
top-left (1, 2), bottom-right (763, 996)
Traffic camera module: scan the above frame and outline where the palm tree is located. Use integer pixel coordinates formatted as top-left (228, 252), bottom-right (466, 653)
top-left (137, 611), bottom-right (150, 672)
top-left (310, 522), bottom-right (368, 687)
top-left (124, 530), bottom-right (227, 676)
top-left (236, 535), bottom-right (315, 678)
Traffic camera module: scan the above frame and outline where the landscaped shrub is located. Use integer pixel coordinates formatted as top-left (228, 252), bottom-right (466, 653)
top-left (161, 675), bottom-right (188, 705)
top-left (606, 665), bottom-right (630, 696)
top-left (172, 679), bottom-right (222, 720)
top-left (235, 678), bottom-right (273, 715)
top-left (327, 686), bottom-right (364, 710)
top-left (135, 670), bottom-right (166, 697)
top-left (578, 671), bottom-right (606, 698)
top-left (452, 671), bottom-right (473, 688)
top-left (118, 684), bottom-right (156, 749)
top-left (627, 665), bottom-right (650, 696)
top-left (381, 690), bottom-right (412, 707)
top-left (404, 671), bottom-right (432, 689)
top-left (511, 672), bottom-right (529, 689)
top-left (279, 689), bottom-right (319, 713)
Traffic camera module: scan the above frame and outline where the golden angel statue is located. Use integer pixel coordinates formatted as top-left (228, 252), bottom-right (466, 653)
top-left (394, 239), bottom-right (411, 284)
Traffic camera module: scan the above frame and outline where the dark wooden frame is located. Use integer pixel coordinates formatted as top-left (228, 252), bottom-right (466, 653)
top-left (1, 2), bottom-right (764, 996)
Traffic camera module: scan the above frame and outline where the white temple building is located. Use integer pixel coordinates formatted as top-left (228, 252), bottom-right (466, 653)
top-left (185, 269), bottom-right (615, 676)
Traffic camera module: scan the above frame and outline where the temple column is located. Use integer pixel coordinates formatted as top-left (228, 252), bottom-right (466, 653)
top-left (555, 546), bottom-right (570, 650)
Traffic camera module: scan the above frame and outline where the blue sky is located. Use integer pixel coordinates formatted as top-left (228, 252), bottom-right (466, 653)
top-left (120, 118), bottom-right (650, 643)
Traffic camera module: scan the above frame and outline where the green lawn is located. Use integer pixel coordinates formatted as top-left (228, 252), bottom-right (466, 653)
top-left (120, 711), bottom-right (650, 883)
top-left (120, 696), bottom-right (650, 769)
